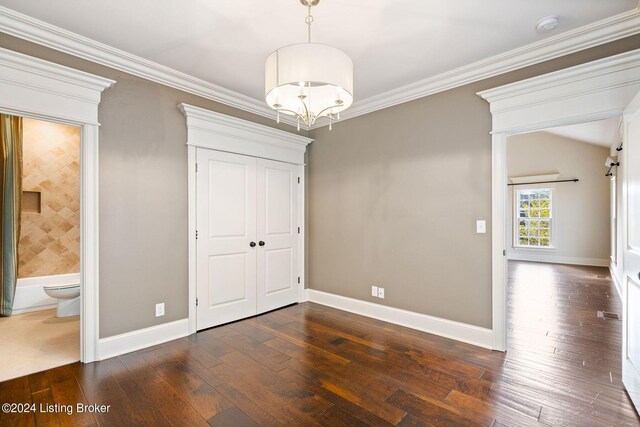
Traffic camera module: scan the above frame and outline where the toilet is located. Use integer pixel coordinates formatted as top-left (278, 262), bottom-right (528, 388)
top-left (43, 283), bottom-right (80, 317)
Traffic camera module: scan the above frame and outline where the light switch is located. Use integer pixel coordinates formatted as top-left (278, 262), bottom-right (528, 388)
top-left (371, 286), bottom-right (378, 297)
top-left (155, 303), bottom-right (165, 317)
top-left (476, 220), bottom-right (486, 234)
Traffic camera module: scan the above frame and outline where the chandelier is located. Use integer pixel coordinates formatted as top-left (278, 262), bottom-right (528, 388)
top-left (265, 0), bottom-right (353, 130)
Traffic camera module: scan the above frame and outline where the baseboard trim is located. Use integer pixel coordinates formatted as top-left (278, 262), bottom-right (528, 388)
top-left (305, 289), bottom-right (493, 350)
top-left (98, 318), bottom-right (189, 360)
top-left (609, 263), bottom-right (623, 302)
top-left (507, 252), bottom-right (609, 267)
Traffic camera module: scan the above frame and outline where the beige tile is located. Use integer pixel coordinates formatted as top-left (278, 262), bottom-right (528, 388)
top-left (19, 118), bottom-right (80, 279)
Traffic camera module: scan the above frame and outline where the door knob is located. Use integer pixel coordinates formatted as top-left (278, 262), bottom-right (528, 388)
top-left (259, 241), bottom-right (265, 246)
top-left (249, 241), bottom-right (256, 247)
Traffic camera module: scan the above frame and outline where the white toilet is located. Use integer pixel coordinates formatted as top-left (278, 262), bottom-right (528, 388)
top-left (43, 283), bottom-right (80, 317)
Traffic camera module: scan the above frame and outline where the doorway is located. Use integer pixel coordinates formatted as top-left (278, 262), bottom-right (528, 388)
top-left (503, 120), bottom-right (627, 411)
top-left (478, 48), bottom-right (640, 352)
top-left (0, 48), bottom-right (113, 363)
top-left (480, 47), bottom-right (640, 415)
top-left (0, 117), bottom-right (81, 381)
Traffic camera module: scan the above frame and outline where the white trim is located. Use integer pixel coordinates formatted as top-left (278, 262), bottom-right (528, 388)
top-left (98, 318), bottom-right (189, 360)
top-left (491, 133), bottom-right (508, 352)
top-left (0, 48), bottom-right (113, 363)
top-left (79, 123), bottom-right (100, 363)
top-left (0, 6), bottom-right (299, 128)
top-left (0, 5), bottom-right (639, 130)
top-left (297, 164), bottom-right (306, 304)
top-left (315, 7), bottom-right (640, 127)
top-left (479, 49), bottom-right (640, 134)
top-left (179, 103), bottom-right (312, 165)
top-left (479, 45), bottom-right (640, 354)
top-left (187, 145), bottom-right (197, 335)
top-left (306, 289), bottom-right (493, 350)
top-left (610, 263), bottom-right (624, 302)
top-left (0, 47), bottom-right (112, 125)
top-left (508, 253), bottom-right (609, 267)
top-left (181, 104), bottom-right (312, 333)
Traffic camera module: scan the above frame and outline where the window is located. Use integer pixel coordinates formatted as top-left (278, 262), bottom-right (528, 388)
top-left (515, 188), bottom-right (552, 248)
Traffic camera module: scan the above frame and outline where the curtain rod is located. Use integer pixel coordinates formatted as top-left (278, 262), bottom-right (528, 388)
top-left (508, 178), bottom-right (579, 186)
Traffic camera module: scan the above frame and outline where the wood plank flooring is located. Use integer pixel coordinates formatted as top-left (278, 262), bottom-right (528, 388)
top-left (0, 261), bottom-right (638, 426)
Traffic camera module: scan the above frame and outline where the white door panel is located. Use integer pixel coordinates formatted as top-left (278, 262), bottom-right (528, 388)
top-left (628, 282), bottom-right (640, 375)
top-left (623, 90), bottom-right (640, 414)
top-left (257, 159), bottom-right (299, 313)
top-left (197, 149), bottom-right (257, 329)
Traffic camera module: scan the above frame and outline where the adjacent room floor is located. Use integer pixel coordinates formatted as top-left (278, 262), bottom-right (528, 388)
top-left (0, 309), bottom-right (79, 383)
top-left (0, 262), bottom-right (638, 426)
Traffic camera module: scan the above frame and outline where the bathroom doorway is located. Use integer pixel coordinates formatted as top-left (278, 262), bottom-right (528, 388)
top-left (0, 117), bottom-right (81, 382)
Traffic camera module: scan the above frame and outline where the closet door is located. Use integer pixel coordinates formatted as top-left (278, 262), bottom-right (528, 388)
top-left (196, 149), bottom-right (257, 329)
top-left (256, 158), bottom-right (299, 313)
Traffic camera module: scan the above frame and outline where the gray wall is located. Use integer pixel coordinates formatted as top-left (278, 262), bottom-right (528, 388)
top-left (0, 34), bottom-right (308, 338)
top-left (507, 132), bottom-right (611, 263)
top-left (308, 36), bottom-right (640, 329)
top-left (2, 30), bottom-right (639, 335)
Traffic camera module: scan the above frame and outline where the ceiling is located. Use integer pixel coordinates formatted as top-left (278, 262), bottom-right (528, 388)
top-left (543, 117), bottom-right (621, 147)
top-left (0, 0), bottom-right (636, 104)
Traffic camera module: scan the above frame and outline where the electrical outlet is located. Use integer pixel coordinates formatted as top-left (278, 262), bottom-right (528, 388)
top-left (371, 286), bottom-right (378, 297)
top-left (155, 303), bottom-right (165, 317)
top-left (378, 287), bottom-right (385, 299)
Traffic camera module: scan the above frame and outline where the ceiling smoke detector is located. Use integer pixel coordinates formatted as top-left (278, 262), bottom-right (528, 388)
top-left (536, 16), bottom-right (560, 34)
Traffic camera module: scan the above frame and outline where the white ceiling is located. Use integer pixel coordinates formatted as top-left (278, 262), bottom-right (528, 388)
top-left (0, 0), bottom-right (636, 103)
top-left (543, 117), bottom-right (621, 147)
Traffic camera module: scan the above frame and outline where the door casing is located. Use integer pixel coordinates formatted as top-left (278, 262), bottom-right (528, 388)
top-left (478, 48), bottom-right (640, 351)
top-left (180, 104), bottom-right (312, 335)
top-left (0, 48), bottom-right (114, 363)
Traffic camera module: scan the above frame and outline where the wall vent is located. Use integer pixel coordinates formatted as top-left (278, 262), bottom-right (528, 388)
top-left (22, 191), bottom-right (41, 213)
top-left (597, 311), bottom-right (620, 320)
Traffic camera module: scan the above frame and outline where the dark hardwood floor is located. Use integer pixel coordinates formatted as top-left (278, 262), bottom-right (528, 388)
top-left (0, 261), bottom-right (638, 426)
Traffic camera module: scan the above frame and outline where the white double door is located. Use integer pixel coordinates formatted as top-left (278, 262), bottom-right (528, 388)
top-left (196, 149), bottom-right (299, 329)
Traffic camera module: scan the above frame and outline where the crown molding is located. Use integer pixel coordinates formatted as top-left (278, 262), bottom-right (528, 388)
top-left (0, 46), bottom-right (114, 125)
top-left (179, 103), bottom-right (311, 165)
top-left (477, 48), bottom-right (640, 134)
top-left (0, 5), bottom-right (301, 128)
top-left (179, 103), bottom-right (312, 147)
top-left (313, 6), bottom-right (640, 129)
top-left (0, 5), bottom-right (638, 132)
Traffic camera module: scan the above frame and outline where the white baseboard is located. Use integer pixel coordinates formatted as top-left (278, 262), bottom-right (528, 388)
top-left (507, 252), bottom-right (609, 267)
top-left (98, 318), bottom-right (190, 360)
top-left (610, 263), bottom-right (623, 302)
top-left (305, 289), bottom-right (493, 350)
top-left (12, 273), bottom-right (80, 314)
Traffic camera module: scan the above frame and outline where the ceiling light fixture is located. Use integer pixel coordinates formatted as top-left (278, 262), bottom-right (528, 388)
top-left (265, 0), bottom-right (353, 130)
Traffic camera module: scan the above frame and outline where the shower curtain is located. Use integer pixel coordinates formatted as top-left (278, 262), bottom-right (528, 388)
top-left (0, 114), bottom-right (22, 317)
